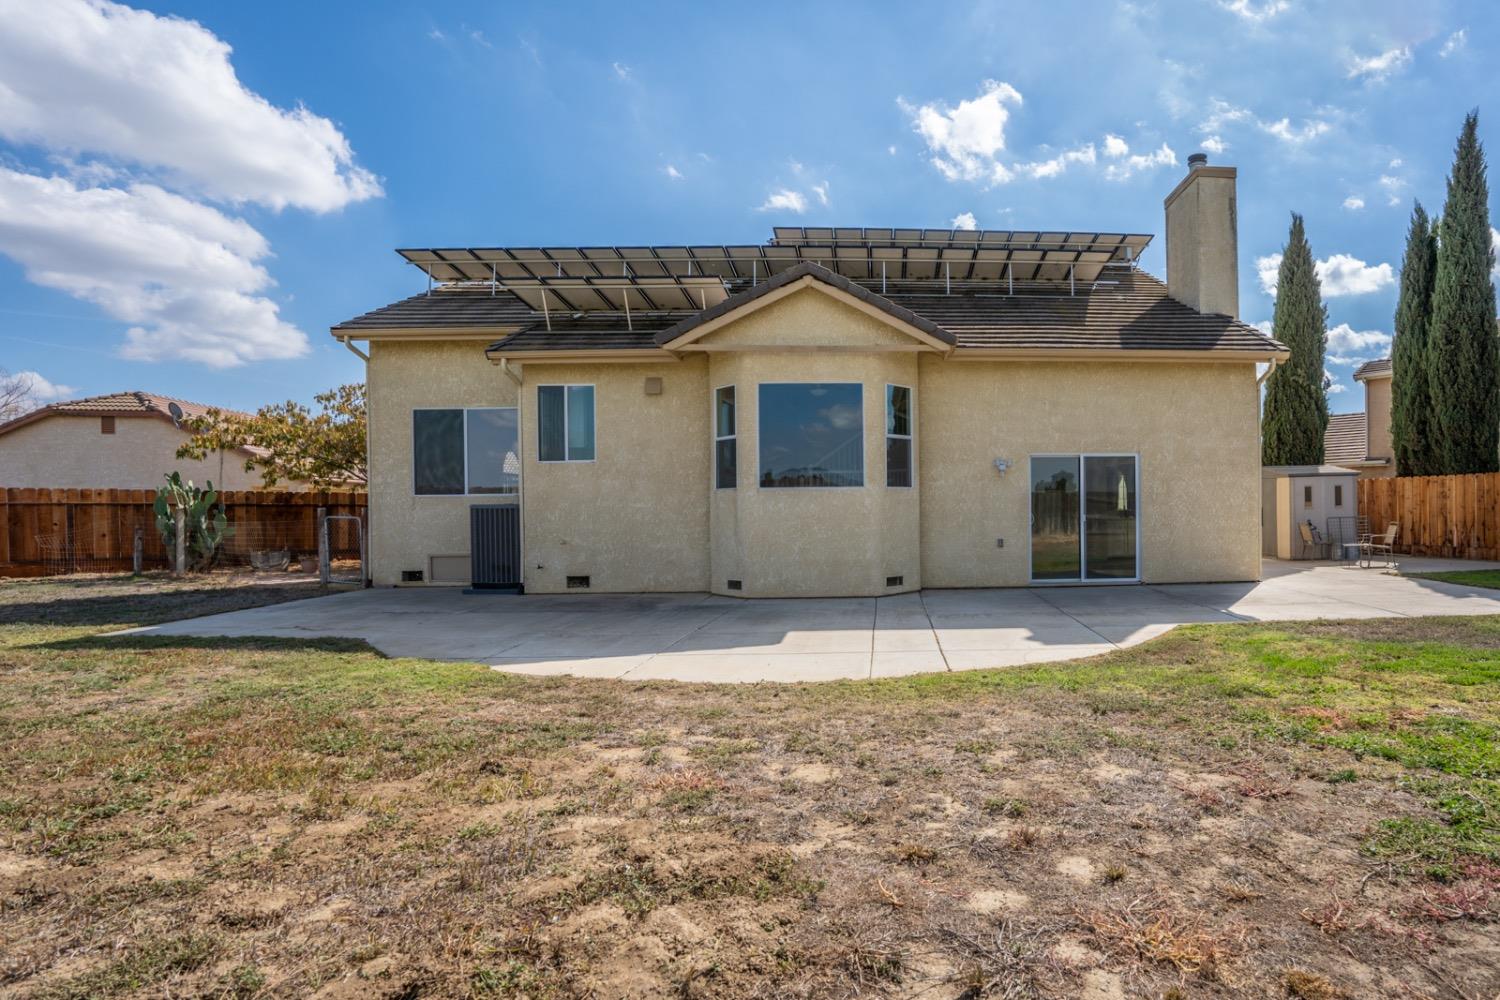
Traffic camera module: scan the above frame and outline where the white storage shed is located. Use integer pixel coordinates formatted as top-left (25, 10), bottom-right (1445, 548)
top-left (1261, 465), bottom-right (1360, 560)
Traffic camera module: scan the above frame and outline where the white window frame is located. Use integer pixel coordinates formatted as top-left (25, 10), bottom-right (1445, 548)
top-left (713, 384), bottom-right (736, 490)
top-left (756, 380), bottom-right (866, 490)
top-left (412, 406), bottom-right (519, 497)
top-left (885, 383), bottom-right (915, 489)
top-left (1026, 453), bottom-right (1142, 585)
top-left (536, 384), bottom-right (596, 464)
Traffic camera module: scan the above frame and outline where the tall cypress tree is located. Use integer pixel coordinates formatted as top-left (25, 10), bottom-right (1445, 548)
top-left (1429, 111), bottom-right (1500, 473)
top-left (1262, 213), bottom-right (1330, 466)
top-left (1390, 202), bottom-right (1439, 476)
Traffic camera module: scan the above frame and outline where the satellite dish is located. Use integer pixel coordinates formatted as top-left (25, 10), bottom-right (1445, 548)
top-left (167, 401), bottom-right (184, 427)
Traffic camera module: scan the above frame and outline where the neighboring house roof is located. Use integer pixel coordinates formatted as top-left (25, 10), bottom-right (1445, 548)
top-left (333, 233), bottom-right (1288, 362)
top-left (1354, 357), bottom-right (1392, 380)
top-left (1323, 412), bottom-right (1367, 465)
top-left (0, 391), bottom-right (267, 457)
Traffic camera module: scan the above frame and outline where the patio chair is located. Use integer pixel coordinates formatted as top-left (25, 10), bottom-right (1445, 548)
top-left (1298, 520), bottom-right (1330, 560)
top-left (1360, 522), bottom-right (1399, 568)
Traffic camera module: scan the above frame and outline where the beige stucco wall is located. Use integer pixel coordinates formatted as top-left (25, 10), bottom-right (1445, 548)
top-left (519, 358), bottom-right (710, 594)
top-left (363, 289), bottom-right (1265, 595)
top-left (918, 358), bottom-right (1263, 586)
top-left (1361, 375), bottom-right (1395, 478)
top-left (1165, 167), bottom-right (1239, 318)
top-left (704, 289), bottom-right (922, 597)
top-left (366, 339), bottom-right (518, 586)
top-left (0, 415), bottom-right (266, 490)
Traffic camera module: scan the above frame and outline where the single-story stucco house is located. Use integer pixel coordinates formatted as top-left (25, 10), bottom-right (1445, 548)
top-left (332, 154), bottom-right (1287, 597)
top-left (0, 391), bottom-right (275, 490)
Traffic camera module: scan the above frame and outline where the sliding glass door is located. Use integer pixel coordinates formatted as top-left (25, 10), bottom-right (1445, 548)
top-left (1030, 455), bottom-right (1138, 582)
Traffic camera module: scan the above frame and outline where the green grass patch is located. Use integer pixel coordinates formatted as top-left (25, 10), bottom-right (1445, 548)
top-left (1408, 569), bottom-right (1500, 591)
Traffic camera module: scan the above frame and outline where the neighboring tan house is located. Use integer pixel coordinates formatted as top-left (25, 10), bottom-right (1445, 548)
top-left (0, 391), bottom-right (273, 490)
top-left (1323, 358), bottom-right (1394, 478)
top-left (333, 154), bottom-right (1288, 596)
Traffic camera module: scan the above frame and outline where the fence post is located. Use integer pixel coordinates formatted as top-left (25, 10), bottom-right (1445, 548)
top-left (133, 527), bottom-right (143, 575)
top-left (316, 506), bottom-right (329, 584)
top-left (173, 508), bottom-right (186, 577)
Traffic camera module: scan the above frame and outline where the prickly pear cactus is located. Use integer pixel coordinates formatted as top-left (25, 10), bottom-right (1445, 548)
top-left (153, 472), bottom-right (234, 570)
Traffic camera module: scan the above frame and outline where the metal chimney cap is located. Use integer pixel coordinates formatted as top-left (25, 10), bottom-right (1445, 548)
top-left (1187, 152), bottom-right (1209, 169)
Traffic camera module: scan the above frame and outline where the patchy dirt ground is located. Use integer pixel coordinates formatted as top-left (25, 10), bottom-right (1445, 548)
top-left (0, 575), bottom-right (1497, 999)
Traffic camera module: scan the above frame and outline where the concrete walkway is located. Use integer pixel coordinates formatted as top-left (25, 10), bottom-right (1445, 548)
top-left (128, 557), bottom-right (1500, 683)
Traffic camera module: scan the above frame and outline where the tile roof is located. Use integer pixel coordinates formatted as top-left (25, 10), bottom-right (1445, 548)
top-left (1323, 412), bottom-right (1367, 465)
top-left (1354, 357), bottom-right (1392, 379)
top-left (652, 262), bottom-right (957, 349)
top-left (333, 286), bottom-right (534, 331)
top-left (472, 263), bottom-right (1284, 358)
top-left (0, 391), bottom-right (264, 456)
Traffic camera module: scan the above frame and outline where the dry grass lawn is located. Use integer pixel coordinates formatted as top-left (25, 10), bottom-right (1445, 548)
top-left (1, 573), bottom-right (1497, 999)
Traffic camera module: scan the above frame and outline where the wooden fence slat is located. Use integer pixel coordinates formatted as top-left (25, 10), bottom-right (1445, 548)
top-left (1, 487), bottom-right (366, 575)
top-left (1358, 472), bottom-right (1500, 561)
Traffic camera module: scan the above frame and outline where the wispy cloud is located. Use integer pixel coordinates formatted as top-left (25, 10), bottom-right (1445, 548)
top-left (1346, 46), bottom-right (1411, 82)
top-left (1342, 195), bottom-right (1365, 211)
top-left (1198, 98), bottom-right (1331, 146)
top-left (1218, 0), bottom-right (1288, 22)
top-left (612, 61), bottom-right (632, 81)
top-left (1379, 173), bottom-right (1404, 206)
top-left (1100, 138), bottom-right (1176, 181)
top-left (951, 211), bottom-right (978, 231)
top-left (1440, 28), bottom-right (1467, 58)
top-left (811, 181), bottom-right (830, 207)
top-left (758, 188), bottom-right (808, 214)
top-left (663, 164), bottom-right (683, 180)
top-left (1260, 117), bottom-right (1332, 143)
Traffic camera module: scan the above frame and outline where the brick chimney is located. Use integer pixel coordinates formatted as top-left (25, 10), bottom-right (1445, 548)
top-left (1164, 152), bottom-right (1239, 318)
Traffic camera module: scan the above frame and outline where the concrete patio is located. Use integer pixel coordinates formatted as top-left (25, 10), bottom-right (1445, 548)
top-left (125, 557), bottom-right (1500, 683)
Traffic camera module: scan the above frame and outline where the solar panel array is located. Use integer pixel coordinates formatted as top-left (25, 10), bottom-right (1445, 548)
top-left (398, 228), bottom-right (1152, 311)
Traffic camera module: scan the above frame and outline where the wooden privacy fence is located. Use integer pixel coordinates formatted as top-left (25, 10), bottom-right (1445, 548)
top-left (0, 488), bottom-right (367, 577)
top-left (1357, 473), bottom-right (1500, 561)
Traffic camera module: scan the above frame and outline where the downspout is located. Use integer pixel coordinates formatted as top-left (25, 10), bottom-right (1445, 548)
top-left (340, 335), bottom-right (369, 362)
top-left (1256, 356), bottom-right (1279, 386)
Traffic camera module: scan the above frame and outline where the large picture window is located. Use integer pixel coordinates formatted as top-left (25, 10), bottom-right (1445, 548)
top-left (758, 383), bottom-right (863, 488)
top-left (714, 385), bottom-right (736, 489)
top-left (537, 385), bottom-right (595, 462)
top-left (413, 407), bottom-right (519, 496)
top-left (886, 384), bottom-right (913, 488)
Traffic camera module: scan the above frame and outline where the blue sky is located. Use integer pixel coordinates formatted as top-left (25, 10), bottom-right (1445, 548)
top-left (0, 0), bottom-right (1493, 416)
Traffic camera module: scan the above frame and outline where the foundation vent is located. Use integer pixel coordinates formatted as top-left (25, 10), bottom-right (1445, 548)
top-left (566, 575), bottom-right (591, 589)
top-left (886, 575), bottom-right (904, 587)
top-left (401, 570), bottom-right (424, 583)
top-left (726, 579), bottom-right (743, 591)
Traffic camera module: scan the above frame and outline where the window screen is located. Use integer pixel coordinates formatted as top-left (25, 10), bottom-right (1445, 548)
top-left (714, 386), bottom-right (736, 489)
top-left (539, 385), bottom-right (594, 462)
top-left (414, 409), bottom-right (465, 495)
top-left (886, 385), bottom-right (912, 487)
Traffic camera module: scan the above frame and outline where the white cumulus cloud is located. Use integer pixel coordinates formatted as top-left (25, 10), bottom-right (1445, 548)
top-left (1019, 143), bottom-right (1097, 180)
top-left (1102, 134), bottom-right (1130, 158)
top-left (951, 211), bottom-right (978, 231)
top-left (1260, 118), bottom-right (1333, 143)
top-left (1201, 135), bottom-right (1228, 155)
top-left (8, 371), bottom-right (78, 409)
top-left (0, 0), bottom-right (379, 368)
top-left (1343, 195), bottom-right (1365, 211)
top-left (1256, 252), bottom-right (1395, 298)
top-left (1326, 323), bottom-right (1393, 363)
top-left (0, 0), bottom-right (381, 212)
top-left (0, 168), bottom-right (307, 368)
top-left (1347, 46), bottom-right (1412, 81)
top-left (899, 80), bottom-right (1022, 184)
top-left (758, 188), bottom-right (808, 214)
top-left (664, 164), bottom-right (683, 180)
